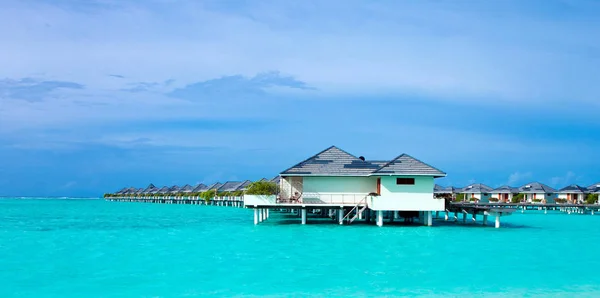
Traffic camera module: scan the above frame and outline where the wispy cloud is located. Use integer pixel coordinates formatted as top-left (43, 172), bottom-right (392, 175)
top-left (0, 77), bottom-right (84, 102)
top-left (168, 71), bottom-right (312, 100)
top-left (550, 171), bottom-right (577, 187)
top-left (507, 171), bottom-right (533, 186)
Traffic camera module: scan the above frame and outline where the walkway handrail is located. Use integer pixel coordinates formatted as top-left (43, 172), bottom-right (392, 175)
top-left (341, 195), bottom-right (368, 223)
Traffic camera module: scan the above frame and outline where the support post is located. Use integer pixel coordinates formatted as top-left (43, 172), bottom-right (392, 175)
top-left (266, 209), bottom-right (270, 219)
top-left (472, 213), bottom-right (476, 222)
top-left (454, 212), bottom-right (458, 222)
top-left (483, 214), bottom-right (488, 225)
top-left (445, 211), bottom-right (449, 221)
top-left (462, 212), bottom-right (467, 223)
top-left (426, 211), bottom-right (432, 226)
top-left (254, 209), bottom-right (259, 225)
top-left (376, 210), bottom-right (383, 227)
top-left (495, 214), bottom-right (500, 228)
top-left (389, 211), bottom-right (394, 223)
top-left (338, 208), bottom-right (344, 225)
top-left (301, 209), bottom-right (307, 225)
top-left (258, 208), bottom-right (263, 222)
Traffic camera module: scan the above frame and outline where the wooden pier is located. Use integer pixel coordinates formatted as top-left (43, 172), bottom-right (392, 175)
top-left (105, 196), bottom-right (244, 208)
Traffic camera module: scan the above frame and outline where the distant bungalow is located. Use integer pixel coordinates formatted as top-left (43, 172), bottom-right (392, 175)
top-left (244, 145), bottom-right (447, 226)
top-left (457, 183), bottom-right (493, 202)
top-left (490, 185), bottom-right (519, 203)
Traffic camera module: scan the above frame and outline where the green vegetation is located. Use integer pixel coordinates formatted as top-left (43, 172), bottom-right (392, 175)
top-left (469, 197), bottom-right (478, 202)
top-left (532, 198), bottom-right (542, 203)
top-left (455, 193), bottom-right (465, 202)
top-left (245, 181), bottom-right (279, 195)
top-left (586, 194), bottom-right (598, 205)
top-left (555, 198), bottom-right (567, 204)
top-left (512, 193), bottom-right (524, 203)
top-left (488, 197), bottom-right (499, 202)
top-left (200, 189), bottom-right (217, 203)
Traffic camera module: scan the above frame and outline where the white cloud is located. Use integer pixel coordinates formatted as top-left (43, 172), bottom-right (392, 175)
top-left (550, 171), bottom-right (577, 187)
top-left (1, 0), bottom-right (599, 104)
top-left (507, 172), bottom-right (533, 186)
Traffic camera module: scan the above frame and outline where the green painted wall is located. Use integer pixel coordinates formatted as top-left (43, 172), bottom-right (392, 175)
top-left (379, 176), bottom-right (434, 195)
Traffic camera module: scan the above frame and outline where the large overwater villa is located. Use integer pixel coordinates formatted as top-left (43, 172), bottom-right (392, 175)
top-left (243, 146), bottom-right (447, 226)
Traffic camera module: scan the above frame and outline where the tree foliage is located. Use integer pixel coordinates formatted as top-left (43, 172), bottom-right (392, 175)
top-left (455, 193), bottom-right (465, 202)
top-left (200, 190), bottom-right (216, 203)
top-left (512, 193), bottom-right (524, 203)
top-left (245, 181), bottom-right (279, 195)
top-left (586, 193), bottom-right (599, 205)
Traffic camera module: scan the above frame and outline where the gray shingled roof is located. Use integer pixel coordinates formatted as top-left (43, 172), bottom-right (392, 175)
top-left (192, 183), bottom-right (208, 192)
top-left (218, 181), bottom-right (244, 192)
top-left (491, 185), bottom-right (519, 194)
top-left (434, 186), bottom-right (460, 194)
top-left (157, 186), bottom-right (170, 194)
top-left (168, 185), bottom-right (181, 194)
top-left (180, 184), bottom-right (194, 193)
top-left (458, 183), bottom-right (493, 194)
top-left (558, 184), bottom-right (588, 194)
top-left (368, 160), bottom-right (389, 168)
top-left (208, 182), bottom-right (222, 191)
top-left (372, 154), bottom-right (446, 177)
top-left (258, 178), bottom-right (268, 182)
top-left (142, 184), bottom-right (158, 194)
top-left (270, 176), bottom-right (280, 184)
top-left (236, 180), bottom-right (252, 191)
top-left (588, 182), bottom-right (600, 192)
top-left (115, 187), bottom-right (128, 194)
top-left (281, 146), bottom-right (380, 176)
top-left (518, 182), bottom-right (556, 193)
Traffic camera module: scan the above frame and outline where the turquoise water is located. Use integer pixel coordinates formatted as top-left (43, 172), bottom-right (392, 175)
top-left (2, 199), bottom-right (600, 297)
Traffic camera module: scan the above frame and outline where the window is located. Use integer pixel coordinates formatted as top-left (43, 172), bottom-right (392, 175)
top-left (396, 178), bottom-right (415, 185)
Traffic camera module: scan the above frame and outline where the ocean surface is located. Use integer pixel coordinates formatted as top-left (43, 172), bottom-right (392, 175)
top-left (1, 198), bottom-right (600, 297)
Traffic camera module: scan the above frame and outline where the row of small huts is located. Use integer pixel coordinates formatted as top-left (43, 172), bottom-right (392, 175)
top-left (436, 182), bottom-right (600, 203)
top-left (107, 177), bottom-right (280, 197)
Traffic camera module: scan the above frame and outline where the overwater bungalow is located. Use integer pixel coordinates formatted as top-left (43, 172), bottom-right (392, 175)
top-left (434, 185), bottom-right (459, 200)
top-left (156, 186), bottom-right (170, 195)
top-left (237, 180), bottom-right (252, 191)
top-left (588, 182), bottom-right (600, 193)
top-left (180, 184), bottom-right (194, 194)
top-left (218, 181), bottom-right (244, 193)
top-left (207, 182), bottom-right (223, 191)
top-left (458, 183), bottom-right (493, 202)
top-left (191, 183), bottom-right (208, 193)
top-left (115, 187), bottom-right (128, 196)
top-left (245, 145), bottom-right (447, 226)
top-left (490, 185), bottom-right (519, 203)
top-left (518, 182), bottom-right (557, 203)
top-left (168, 185), bottom-right (180, 195)
top-left (143, 184), bottom-right (158, 195)
top-left (558, 185), bottom-right (588, 204)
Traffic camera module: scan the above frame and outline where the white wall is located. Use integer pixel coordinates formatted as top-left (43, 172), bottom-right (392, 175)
top-left (302, 176), bottom-right (377, 204)
top-left (243, 195), bottom-right (276, 206)
top-left (280, 176), bottom-right (303, 199)
top-left (370, 176), bottom-right (443, 211)
top-left (524, 193), bottom-right (557, 203)
top-left (491, 193), bottom-right (513, 202)
top-left (303, 176), bottom-right (376, 193)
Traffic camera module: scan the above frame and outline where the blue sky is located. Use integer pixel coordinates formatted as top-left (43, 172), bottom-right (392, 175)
top-left (1, 0), bottom-right (600, 197)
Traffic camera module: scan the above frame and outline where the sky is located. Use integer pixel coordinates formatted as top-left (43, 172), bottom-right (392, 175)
top-left (1, 0), bottom-right (600, 197)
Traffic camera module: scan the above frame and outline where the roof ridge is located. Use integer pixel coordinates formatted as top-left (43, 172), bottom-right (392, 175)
top-left (373, 153), bottom-right (446, 176)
